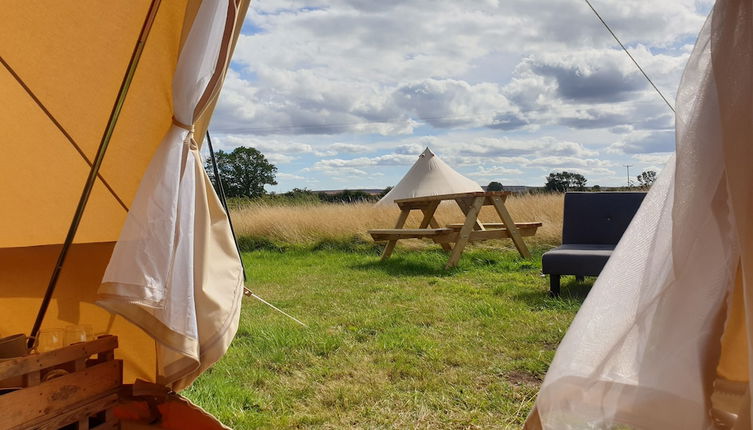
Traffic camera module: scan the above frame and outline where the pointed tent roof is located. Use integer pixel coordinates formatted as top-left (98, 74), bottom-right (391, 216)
top-left (377, 148), bottom-right (482, 205)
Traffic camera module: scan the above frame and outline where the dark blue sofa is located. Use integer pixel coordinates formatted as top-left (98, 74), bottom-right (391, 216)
top-left (543, 192), bottom-right (646, 296)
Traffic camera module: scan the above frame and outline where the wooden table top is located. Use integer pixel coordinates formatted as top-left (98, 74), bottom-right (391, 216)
top-left (393, 191), bottom-right (511, 205)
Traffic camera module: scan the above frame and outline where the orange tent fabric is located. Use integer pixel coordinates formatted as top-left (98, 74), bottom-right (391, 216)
top-left (0, 0), bottom-right (249, 386)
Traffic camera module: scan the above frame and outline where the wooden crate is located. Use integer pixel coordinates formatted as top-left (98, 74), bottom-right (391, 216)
top-left (0, 335), bottom-right (122, 430)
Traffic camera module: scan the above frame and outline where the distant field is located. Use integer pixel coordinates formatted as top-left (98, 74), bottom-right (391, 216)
top-left (230, 193), bottom-right (564, 248)
top-left (183, 246), bottom-right (589, 429)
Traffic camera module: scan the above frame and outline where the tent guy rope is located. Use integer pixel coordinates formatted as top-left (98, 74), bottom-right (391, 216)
top-left (244, 287), bottom-right (308, 327)
top-left (582, 0), bottom-right (676, 113)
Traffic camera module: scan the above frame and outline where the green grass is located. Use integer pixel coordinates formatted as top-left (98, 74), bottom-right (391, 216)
top-left (182, 243), bottom-right (592, 429)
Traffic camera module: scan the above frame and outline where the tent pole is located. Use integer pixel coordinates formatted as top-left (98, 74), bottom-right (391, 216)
top-left (206, 131), bottom-right (247, 282)
top-left (28, 0), bottom-right (163, 348)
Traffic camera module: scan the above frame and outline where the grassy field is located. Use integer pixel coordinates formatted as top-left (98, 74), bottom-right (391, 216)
top-left (230, 193), bottom-right (564, 247)
top-left (182, 243), bottom-right (591, 429)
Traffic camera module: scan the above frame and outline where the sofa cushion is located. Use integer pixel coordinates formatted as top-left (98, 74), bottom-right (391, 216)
top-left (542, 244), bottom-right (615, 276)
top-left (562, 192), bottom-right (646, 245)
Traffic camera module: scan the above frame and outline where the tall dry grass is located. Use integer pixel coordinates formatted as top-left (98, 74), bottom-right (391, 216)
top-left (230, 193), bottom-right (564, 247)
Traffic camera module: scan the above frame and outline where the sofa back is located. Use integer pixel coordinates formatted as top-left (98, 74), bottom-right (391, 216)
top-left (562, 192), bottom-right (646, 245)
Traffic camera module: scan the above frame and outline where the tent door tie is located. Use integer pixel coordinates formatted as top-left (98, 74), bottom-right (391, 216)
top-left (172, 116), bottom-right (197, 150)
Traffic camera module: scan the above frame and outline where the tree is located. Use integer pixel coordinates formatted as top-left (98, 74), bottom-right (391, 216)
top-left (206, 146), bottom-right (277, 198)
top-left (379, 186), bottom-right (393, 198)
top-left (487, 181), bottom-right (504, 191)
top-left (544, 171), bottom-right (587, 192)
top-left (636, 170), bottom-right (657, 188)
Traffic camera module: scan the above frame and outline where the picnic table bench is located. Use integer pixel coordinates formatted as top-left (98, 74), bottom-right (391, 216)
top-left (368, 191), bottom-right (541, 268)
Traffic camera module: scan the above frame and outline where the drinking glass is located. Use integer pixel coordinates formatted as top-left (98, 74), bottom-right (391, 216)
top-left (64, 325), bottom-right (87, 346)
top-left (37, 329), bottom-right (64, 353)
top-left (81, 324), bottom-right (94, 341)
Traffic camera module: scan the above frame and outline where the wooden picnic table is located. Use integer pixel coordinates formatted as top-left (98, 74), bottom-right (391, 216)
top-left (368, 191), bottom-right (541, 268)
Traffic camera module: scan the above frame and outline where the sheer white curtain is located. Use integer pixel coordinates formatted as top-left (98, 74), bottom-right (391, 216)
top-left (528, 0), bottom-right (753, 428)
top-left (97, 0), bottom-right (244, 390)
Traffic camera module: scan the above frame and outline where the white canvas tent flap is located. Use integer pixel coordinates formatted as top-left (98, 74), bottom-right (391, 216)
top-left (97, 0), bottom-right (243, 391)
top-left (0, 0), bottom-right (249, 392)
top-left (376, 147), bottom-right (483, 205)
top-left (527, 0), bottom-right (753, 428)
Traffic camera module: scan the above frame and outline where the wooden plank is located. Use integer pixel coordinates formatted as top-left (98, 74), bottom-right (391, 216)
top-left (397, 195), bottom-right (506, 210)
top-left (455, 198), bottom-right (485, 231)
top-left (370, 228), bottom-right (454, 235)
top-left (455, 197), bottom-right (471, 212)
top-left (395, 191), bottom-right (510, 205)
top-left (433, 227), bottom-right (540, 244)
top-left (497, 226), bottom-right (539, 237)
top-left (446, 222), bottom-right (542, 230)
top-left (0, 335), bottom-right (118, 381)
top-left (14, 392), bottom-right (119, 430)
top-left (0, 360), bottom-right (122, 429)
top-left (23, 370), bottom-right (40, 387)
top-left (418, 201), bottom-right (440, 229)
top-left (394, 200), bottom-right (436, 210)
top-left (446, 196), bottom-right (484, 268)
top-left (374, 232), bottom-right (455, 241)
top-left (428, 217), bottom-right (452, 251)
top-left (74, 358), bottom-right (87, 371)
top-left (421, 201), bottom-right (452, 251)
top-left (490, 196), bottom-right (531, 258)
top-left (380, 209), bottom-right (410, 260)
top-left (370, 228), bottom-right (454, 241)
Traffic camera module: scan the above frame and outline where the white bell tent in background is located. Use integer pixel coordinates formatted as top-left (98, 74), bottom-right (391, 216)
top-left (377, 148), bottom-right (483, 205)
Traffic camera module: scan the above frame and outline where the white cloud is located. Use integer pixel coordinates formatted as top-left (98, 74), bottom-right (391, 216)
top-left (205, 0), bottom-right (709, 189)
top-left (608, 130), bottom-right (675, 154)
top-left (264, 153), bottom-right (296, 164)
top-left (216, 0), bottom-right (701, 137)
top-left (314, 153), bottom-right (417, 168)
top-left (277, 172), bottom-right (305, 180)
top-left (438, 136), bottom-right (597, 159)
top-left (632, 152), bottom-right (673, 165)
top-left (393, 79), bottom-right (523, 129)
top-left (471, 166), bottom-right (525, 177)
top-left (528, 156), bottom-right (612, 169)
top-left (327, 142), bottom-right (371, 154)
top-left (310, 165), bottom-right (369, 176)
top-left (394, 143), bottom-right (425, 155)
top-left (215, 134), bottom-right (314, 154)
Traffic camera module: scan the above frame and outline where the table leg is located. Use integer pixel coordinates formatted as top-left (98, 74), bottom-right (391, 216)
top-left (456, 197), bottom-right (485, 230)
top-left (420, 202), bottom-right (452, 251)
top-left (428, 217), bottom-right (452, 251)
top-left (490, 196), bottom-right (531, 258)
top-left (446, 196), bottom-right (484, 268)
top-left (419, 201), bottom-right (439, 228)
top-left (381, 208), bottom-right (410, 260)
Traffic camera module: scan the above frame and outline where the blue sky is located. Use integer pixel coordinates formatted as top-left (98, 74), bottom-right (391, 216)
top-left (206, 0), bottom-right (713, 191)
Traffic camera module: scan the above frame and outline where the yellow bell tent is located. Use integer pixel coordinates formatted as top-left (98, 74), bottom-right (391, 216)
top-left (1, 0), bottom-right (249, 395)
top-left (527, 0), bottom-right (753, 427)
